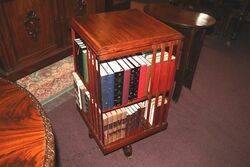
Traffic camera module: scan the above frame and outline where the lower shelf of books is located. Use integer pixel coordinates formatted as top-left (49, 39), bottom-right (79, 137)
top-left (76, 96), bottom-right (169, 154)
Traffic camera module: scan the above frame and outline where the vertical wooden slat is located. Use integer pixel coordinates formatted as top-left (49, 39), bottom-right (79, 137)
top-left (146, 45), bottom-right (157, 123)
top-left (159, 42), bottom-right (174, 125)
top-left (86, 47), bottom-right (94, 129)
top-left (163, 41), bottom-right (180, 123)
top-left (71, 29), bottom-right (77, 72)
top-left (153, 43), bottom-right (165, 126)
top-left (91, 51), bottom-right (97, 134)
top-left (93, 52), bottom-right (101, 139)
top-left (95, 57), bottom-right (104, 142)
top-left (157, 43), bottom-right (167, 126)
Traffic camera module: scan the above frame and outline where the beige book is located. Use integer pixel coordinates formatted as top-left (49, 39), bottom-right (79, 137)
top-left (103, 113), bottom-right (109, 145)
top-left (106, 112), bottom-right (113, 144)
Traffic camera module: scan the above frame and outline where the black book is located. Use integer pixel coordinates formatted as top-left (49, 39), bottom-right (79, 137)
top-left (127, 57), bottom-right (140, 100)
top-left (108, 60), bottom-right (124, 106)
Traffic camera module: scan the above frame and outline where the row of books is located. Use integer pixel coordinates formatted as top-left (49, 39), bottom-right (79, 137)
top-left (100, 52), bottom-right (175, 110)
top-left (73, 72), bottom-right (90, 113)
top-left (73, 71), bottom-right (168, 145)
top-left (74, 38), bottom-right (89, 84)
top-left (103, 102), bottom-right (145, 145)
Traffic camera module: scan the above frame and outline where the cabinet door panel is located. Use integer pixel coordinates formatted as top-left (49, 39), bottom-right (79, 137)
top-left (2, 0), bottom-right (61, 63)
top-left (62, 0), bottom-right (97, 45)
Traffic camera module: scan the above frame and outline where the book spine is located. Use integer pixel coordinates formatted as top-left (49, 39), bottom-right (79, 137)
top-left (108, 73), bottom-right (115, 109)
top-left (82, 50), bottom-right (89, 83)
top-left (103, 114), bottom-right (109, 145)
top-left (101, 75), bottom-right (109, 110)
top-left (114, 72), bottom-right (124, 106)
top-left (122, 69), bottom-right (130, 105)
top-left (121, 108), bottom-right (127, 138)
top-left (137, 64), bottom-right (147, 98)
top-left (128, 67), bottom-right (140, 100)
top-left (152, 62), bottom-right (161, 95)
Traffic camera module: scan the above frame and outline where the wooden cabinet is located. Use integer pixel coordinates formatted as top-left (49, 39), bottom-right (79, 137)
top-left (0, 0), bottom-right (105, 80)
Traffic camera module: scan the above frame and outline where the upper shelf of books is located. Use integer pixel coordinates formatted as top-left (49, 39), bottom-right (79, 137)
top-left (71, 9), bottom-right (183, 61)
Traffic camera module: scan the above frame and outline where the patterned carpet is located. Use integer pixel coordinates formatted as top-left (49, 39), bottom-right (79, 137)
top-left (17, 56), bottom-right (74, 105)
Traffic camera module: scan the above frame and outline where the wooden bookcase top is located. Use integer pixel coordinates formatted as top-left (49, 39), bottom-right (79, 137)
top-left (72, 9), bottom-right (183, 60)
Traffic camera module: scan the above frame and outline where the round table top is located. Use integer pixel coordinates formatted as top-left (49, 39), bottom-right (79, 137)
top-left (0, 78), bottom-right (55, 166)
top-left (144, 3), bottom-right (216, 29)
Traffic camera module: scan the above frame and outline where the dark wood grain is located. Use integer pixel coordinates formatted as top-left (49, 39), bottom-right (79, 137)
top-left (0, 78), bottom-right (55, 166)
top-left (0, 0), bottom-right (104, 81)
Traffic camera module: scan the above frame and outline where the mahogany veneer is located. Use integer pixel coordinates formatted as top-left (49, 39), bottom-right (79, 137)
top-left (0, 78), bottom-right (55, 166)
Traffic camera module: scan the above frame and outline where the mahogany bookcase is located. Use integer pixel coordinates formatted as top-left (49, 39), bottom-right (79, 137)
top-left (71, 9), bottom-right (183, 156)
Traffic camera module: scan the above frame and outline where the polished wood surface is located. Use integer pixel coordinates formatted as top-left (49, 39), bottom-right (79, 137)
top-left (0, 78), bottom-right (55, 166)
top-left (144, 3), bottom-right (216, 28)
top-left (0, 0), bottom-right (104, 81)
top-left (144, 3), bottom-right (216, 101)
top-left (72, 9), bottom-right (182, 60)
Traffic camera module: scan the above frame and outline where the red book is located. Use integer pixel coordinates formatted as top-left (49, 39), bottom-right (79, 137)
top-left (139, 56), bottom-right (151, 96)
top-left (118, 59), bottom-right (131, 105)
top-left (132, 56), bottom-right (147, 99)
top-left (146, 52), bottom-right (176, 94)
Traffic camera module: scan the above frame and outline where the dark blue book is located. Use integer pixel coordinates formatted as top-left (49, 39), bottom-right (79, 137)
top-left (100, 65), bottom-right (109, 110)
top-left (101, 62), bottom-right (114, 109)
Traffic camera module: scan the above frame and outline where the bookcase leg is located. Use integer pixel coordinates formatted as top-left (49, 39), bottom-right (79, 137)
top-left (123, 145), bottom-right (132, 158)
top-left (88, 131), bottom-right (93, 139)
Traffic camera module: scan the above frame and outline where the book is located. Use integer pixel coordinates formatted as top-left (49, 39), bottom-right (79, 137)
top-left (132, 55), bottom-right (147, 99)
top-left (138, 55), bottom-right (151, 96)
top-left (74, 38), bottom-right (88, 84)
top-left (107, 61), bottom-right (124, 106)
top-left (100, 65), bottom-right (110, 110)
top-left (120, 107), bottom-right (127, 138)
top-left (101, 63), bottom-right (115, 109)
top-left (103, 113), bottom-right (109, 145)
top-left (106, 112), bottom-right (113, 144)
top-left (145, 52), bottom-right (176, 94)
top-left (72, 72), bottom-right (85, 110)
top-left (127, 57), bottom-right (140, 100)
top-left (117, 59), bottom-right (131, 105)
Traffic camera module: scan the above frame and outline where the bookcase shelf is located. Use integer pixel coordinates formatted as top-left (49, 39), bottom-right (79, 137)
top-left (71, 9), bottom-right (183, 156)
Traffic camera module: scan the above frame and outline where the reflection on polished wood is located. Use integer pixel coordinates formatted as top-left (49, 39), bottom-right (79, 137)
top-left (144, 3), bottom-right (216, 28)
top-left (144, 3), bottom-right (216, 101)
top-left (0, 78), bottom-right (55, 166)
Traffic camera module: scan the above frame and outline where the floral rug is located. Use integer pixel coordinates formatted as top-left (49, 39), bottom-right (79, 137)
top-left (17, 56), bottom-right (74, 105)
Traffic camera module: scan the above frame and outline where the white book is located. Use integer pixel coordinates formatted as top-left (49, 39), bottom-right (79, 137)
top-left (133, 104), bottom-right (140, 110)
top-left (100, 64), bottom-right (108, 77)
top-left (117, 59), bottom-right (130, 71)
top-left (72, 72), bottom-right (85, 109)
top-left (101, 62), bottom-right (114, 75)
top-left (149, 98), bottom-right (156, 125)
top-left (138, 55), bottom-right (151, 66)
top-left (107, 60), bottom-right (123, 73)
top-left (127, 57), bottom-right (140, 68)
top-left (132, 55), bottom-right (146, 66)
top-left (130, 105), bottom-right (138, 112)
top-left (123, 58), bottom-right (134, 69)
